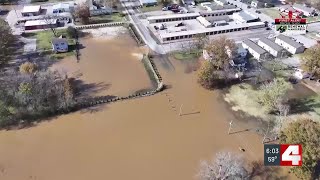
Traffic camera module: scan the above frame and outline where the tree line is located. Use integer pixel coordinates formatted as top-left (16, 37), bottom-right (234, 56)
top-left (198, 118), bottom-right (320, 180)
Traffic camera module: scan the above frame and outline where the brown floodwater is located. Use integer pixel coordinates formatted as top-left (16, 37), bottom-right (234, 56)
top-left (0, 35), bottom-right (294, 180)
top-left (50, 35), bottom-right (152, 97)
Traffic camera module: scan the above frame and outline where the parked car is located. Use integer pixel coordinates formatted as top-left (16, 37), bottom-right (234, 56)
top-left (175, 22), bottom-right (184, 27)
top-left (247, 5), bottom-right (251, 8)
top-left (255, 10), bottom-right (261, 14)
top-left (266, 27), bottom-right (271, 30)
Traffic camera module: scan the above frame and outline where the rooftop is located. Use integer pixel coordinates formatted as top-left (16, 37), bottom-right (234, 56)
top-left (243, 39), bottom-right (267, 55)
top-left (22, 5), bottom-right (41, 13)
top-left (53, 3), bottom-right (70, 10)
top-left (234, 11), bottom-right (258, 21)
top-left (141, 0), bottom-right (158, 3)
top-left (293, 4), bottom-right (315, 13)
top-left (258, 37), bottom-right (283, 52)
top-left (52, 37), bottom-right (68, 44)
top-left (147, 12), bottom-right (200, 21)
top-left (158, 21), bottom-right (264, 38)
top-left (24, 19), bottom-right (57, 26)
top-left (276, 34), bottom-right (304, 48)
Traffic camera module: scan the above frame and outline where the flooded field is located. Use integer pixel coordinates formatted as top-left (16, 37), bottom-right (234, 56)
top-left (51, 34), bottom-right (152, 97)
top-left (0, 32), bottom-right (293, 180)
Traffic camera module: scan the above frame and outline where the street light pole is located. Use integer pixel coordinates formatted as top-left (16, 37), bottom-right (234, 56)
top-left (228, 120), bottom-right (233, 134)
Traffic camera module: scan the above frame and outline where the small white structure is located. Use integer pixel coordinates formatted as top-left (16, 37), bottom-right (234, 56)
top-left (200, 2), bottom-right (211, 8)
top-left (293, 4), bottom-right (316, 17)
top-left (21, 5), bottom-right (41, 16)
top-left (196, 16), bottom-right (211, 28)
top-left (214, 0), bottom-right (227, 6)
top-left (258, 37), bottom-right (286, 57)
top-left (242, 39), bottom-right (269, 61)
top-left (53, 3), bottom-right (74, 13)
top-left (232, 11), bottom-right (259, 23)
top-left (275, 34), bottom-right (305, 54)
top-left (52, 36), bottom-right (68, 53)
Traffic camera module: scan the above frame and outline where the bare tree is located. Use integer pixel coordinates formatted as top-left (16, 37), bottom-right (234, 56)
top-left (42, 15), bottom-right (58, 37)
top-left (180, 40), bottom-right (196, 55)
top-left (74, 4), bottom-right (90, 25)
top-left (198, 151), bottom-right (248, 180)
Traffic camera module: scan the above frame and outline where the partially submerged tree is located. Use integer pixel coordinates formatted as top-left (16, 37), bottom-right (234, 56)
top-left (194, 34), bottom-right (209, 51)
top-left (74, 4), bottom-right (90, 24)
top-left (257, 78), bottom-right (293, 113)
top-left (0, 18), bottom-right (16, 67)
top-left (301, 44), bottom-right (320, 79)
top-left (280, 118), bottom-right (320, 180)
top-left (198, 151), bottom-right (248, 180)
top-left (197, 36), bottom-right (237, 89)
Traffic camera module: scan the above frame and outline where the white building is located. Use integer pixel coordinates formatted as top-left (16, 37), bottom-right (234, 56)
top-left (251, 0), bottom-right (264, 8)
top-left (197, 16), bottom-right (211, 28)
top-left (214, 0), bottom-right (227, 6)
top-left (53, 3), bottom-right (74, 13)
top-left (232, 11), bottom-right (259, 23)
top-left (293, 4), bottom-right (316, 17)
top-left (242, 39), bottom-right (269, 61)
top-left (275, 34), bottom-right (305, 54)
top-left (258, 37), bottom-right (286, 58)
top-left (21, 5), bottom-right (41, 16)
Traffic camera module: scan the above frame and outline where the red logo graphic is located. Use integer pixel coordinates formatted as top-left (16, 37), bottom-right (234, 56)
top-left (280, 144), bottom-right (302, 166)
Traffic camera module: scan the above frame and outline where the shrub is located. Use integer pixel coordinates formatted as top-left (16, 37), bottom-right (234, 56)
top-left (66, 26), bottom-right (77, 38)
top-left (19, 62), bottom-right (37, 74)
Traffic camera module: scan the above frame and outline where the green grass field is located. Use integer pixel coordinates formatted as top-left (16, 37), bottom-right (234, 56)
top-left (24, 29), bottom-right (76, 59)
top-left (88, 13), bottom-right (125, 24)
top-left (172, 50), bottom-right (201, 60)
top-left (141, 5), bottom-right (163, 12)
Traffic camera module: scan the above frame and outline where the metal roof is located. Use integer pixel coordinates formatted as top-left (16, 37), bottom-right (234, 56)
top-left (276, 34), bottom-right (304, 49)
top-left (160, 21), bottom-right (264, 38)
top-left (53, 3), bottom-right (70, 10)
top-left (242, 39), bottom-right (267, 55)
top-left (258, 37), bottom-right (284, 52)
top-left (147, 13), bottom-right (200, 20)
top-left (293, 4), bottom-right (315, 13)
top-left (233, 11), bottom-right (258, 22)
top-left (22, 5), bottom-right (41, 13)
top-left (141, 0), bottom-right (157, 4)
top-left (24, 19), bottom-right (57, 26)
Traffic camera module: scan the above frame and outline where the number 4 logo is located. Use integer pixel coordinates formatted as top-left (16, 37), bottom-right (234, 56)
top-left (280, 144), bottom-right (303, 166)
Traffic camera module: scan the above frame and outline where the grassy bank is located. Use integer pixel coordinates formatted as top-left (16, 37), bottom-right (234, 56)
top-left (172, 50), bottom-right (201, 61)
top-left (142, 55), bottom-right (158, 87)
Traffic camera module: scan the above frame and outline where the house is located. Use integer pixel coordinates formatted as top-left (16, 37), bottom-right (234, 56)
top-left (21, 5), bottom-right (41, 17)
top-left (258, 37), bottom-right (287, 57)
top-left (53, 3), bottom-right (74, 13)
top-left (251, 0), bottom-right (264, 8)
top-left (139, 0), bottom-right (158, 6)
top-left (52, 36), bottom-right (68, 53)
top-left (232, 11), bottom-right (259, 23)
top-left (279, 5), bottom-right (304, 17)
top-left (214, 0), bottom-right (227, 6)
top-left (275, 34), bottom-right (305, 54)
top-left (203, 44), bottom-right (248, 67)
top-left (76, 0), bottom-right (112, 15)
top-left (293, 4), bottom-right (316, 17)
top-left (242, 39), bottom-right (269, 61)
top-left (182, 0), bottom-right (195, 5)
top-left (24, 19), bottom-right (58, 30)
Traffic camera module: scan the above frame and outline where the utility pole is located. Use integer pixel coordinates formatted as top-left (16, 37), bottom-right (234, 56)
top-left (179, 104), bottom-right (183, 116)
top-left (262, 121), bottom-right (270, 144)
top-left (228, 120), bottom-right (233, 134)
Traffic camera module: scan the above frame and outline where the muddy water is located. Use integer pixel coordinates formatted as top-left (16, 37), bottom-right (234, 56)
top-left (0, 37), bottom-right (293, 180)
top-left (51, 35), bottom-right (152, 97)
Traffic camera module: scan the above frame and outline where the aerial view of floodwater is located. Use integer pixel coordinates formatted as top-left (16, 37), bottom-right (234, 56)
top-left (0, 31), bottom-right (292, 180)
